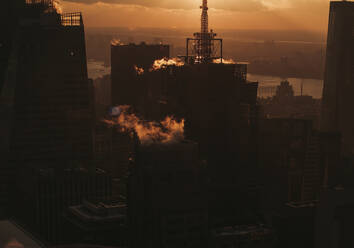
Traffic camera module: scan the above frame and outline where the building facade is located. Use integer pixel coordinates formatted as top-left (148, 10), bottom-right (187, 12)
top-left (128, 141), bottom-right (209, 248)
top-left (321, 1), bottom-right (354, 155)
top-left (111, 42), bottom-right (169, 106)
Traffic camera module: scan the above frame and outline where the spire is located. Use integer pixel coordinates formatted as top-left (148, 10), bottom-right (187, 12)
top-left (201, 0), bottom-right (208, 34)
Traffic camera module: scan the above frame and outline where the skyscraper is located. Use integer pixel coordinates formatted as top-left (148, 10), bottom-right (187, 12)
top-left (0, 0), bottom-right (95, 232)
top-left (321, 1), bottom-right (354, 155)
top-left (0, 0), bottom-right (27, 218)
top-left (128, 141), bottom-right (208, 248)
top-left (9, 1), bottom-right (94, 167)
top-left (111, 42), bottom-right (169, 107)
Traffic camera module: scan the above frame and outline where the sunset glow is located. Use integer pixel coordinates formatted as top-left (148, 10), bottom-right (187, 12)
top-left (61, 0), bottom-right (330, 31)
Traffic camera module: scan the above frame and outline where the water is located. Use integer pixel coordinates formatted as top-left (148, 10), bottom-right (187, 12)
top-left (87, 60), bottom-right (110, 80)
top-left (248, 74), bottom-right (324, 99)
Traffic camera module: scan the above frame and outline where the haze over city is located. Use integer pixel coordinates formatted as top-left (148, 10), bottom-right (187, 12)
top-left (61, 0), bottom-right (330, 31)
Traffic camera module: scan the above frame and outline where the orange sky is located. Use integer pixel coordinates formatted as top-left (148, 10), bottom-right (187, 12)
top-left (61, 0), bottom-right (330, 31)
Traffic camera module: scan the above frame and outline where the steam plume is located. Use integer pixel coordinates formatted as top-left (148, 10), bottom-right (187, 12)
top-left (134, 65), bottom-right (144, 75)
top-left (53, 0), bottom-right (63, 14)
top-left (151, 58), bottom-right (184, 71)
top-left (213, 58), bottom-right (236, 64)
top-left (111, 39), bottom-right (124, 46)
top-left (105, 105), bottom-right (185, 145)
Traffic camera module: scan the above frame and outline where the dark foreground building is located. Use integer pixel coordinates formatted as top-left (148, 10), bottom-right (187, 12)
top-left (321, 1), bottom-right (354, 155)
top-left (259, 118), bottom-right (341, 209)
top-left (0, 0), bottom-right (97, 244)
top-left (0, 0), bottom-right (25, 219)
top-left (11, 4), bottom-right (94, 167)
top-left (14, 167), bottom-right (112, 244)
top-left (111, 42), bottom-right (169, 106)
top-left (128, 141), bottom-right (208, 248)
top-left (64, 199), bottom-right (126, 246)
top-left (315, 187), bottom-right (354, 248)
top-left (137, 62), bottom-right (261, 227)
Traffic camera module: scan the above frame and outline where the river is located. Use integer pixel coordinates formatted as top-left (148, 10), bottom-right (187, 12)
top-left (248, 74), bottom-right (324, 99)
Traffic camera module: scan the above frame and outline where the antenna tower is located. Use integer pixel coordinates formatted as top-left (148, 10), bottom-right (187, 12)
top-left (183, 0), bottom-right (223, 64)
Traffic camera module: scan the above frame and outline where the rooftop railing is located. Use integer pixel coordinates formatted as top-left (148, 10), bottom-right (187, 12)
top-left (61, 12), bottom-right (83, 26)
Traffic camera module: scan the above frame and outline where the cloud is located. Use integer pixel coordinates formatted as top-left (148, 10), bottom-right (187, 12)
top-left (62, 0), bottom-right (268, 12)
top-left (60, 0), bottom-right (330, 31)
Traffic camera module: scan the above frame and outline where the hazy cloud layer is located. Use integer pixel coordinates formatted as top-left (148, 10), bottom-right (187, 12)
top-left (62, 0), bottom-right (268, 11)
top-left (61, 0), bottom-right (330, 30)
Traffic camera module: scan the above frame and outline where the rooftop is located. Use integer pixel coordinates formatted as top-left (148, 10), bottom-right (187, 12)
top-left (68, 200), bottom-right (126, 223)
top-left (111, 41), bottom-right (169, 47)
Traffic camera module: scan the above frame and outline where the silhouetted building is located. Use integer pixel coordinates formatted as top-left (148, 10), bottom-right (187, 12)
top-left (94, 123), bottom-right (113, 162)
top-left (111, 42), bottom-right (169, 106)
top-left (2, 1), bottom-right (94, 173)
top-left (321, 1), bottom-right (354, 155)
top-left (0, 0), bottom-right (21, 93)
top-left (64, 199), bottom-right (126, 246)
top-left (259, 118), bottom-right (340, 210)
top-left (133, 61), bottom-right (261, 228)
top-left (93, 75), bottom-right (111, 120)
top-left (1, 1), bottom-right (95, 231)
top-left (0, 0), bottom-right (25, 220)
top-left (273, 202), bottom-right (316, 248)
top-left (110, 130), bottom-right (134, 198)
top-left (128, 141), bottom-right (208, 248)
top-left (141, 63), bottom-right (258, 168)
top-left (275, 80), bottom-right (294, 100)
top-left (14, 167), bottom-right (112, 244)
top-left (315, 187), bottom-right (354, 248)
top-left (259, 81), bottom-right (321, 129)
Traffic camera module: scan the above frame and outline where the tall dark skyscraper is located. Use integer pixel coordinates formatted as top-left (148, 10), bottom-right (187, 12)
top-left (0, 0), bottom-right (25, 218)
top-left (321, 1), bottom-right (354, 155)
top-left (0, 0), bottom-right (94, 222)
top-left (9, 1), bottom-right (93, 167)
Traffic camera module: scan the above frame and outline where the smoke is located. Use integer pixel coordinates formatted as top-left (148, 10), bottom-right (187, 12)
top-left (213, 58), bottom-right (236, 64)
top-left (111, 39), bottom-right (124, 46)
top-left (104, 105), bottom-right (185, 145)
top-left (53, 0), bottom-right (63, 14)
top-left (151, 58), bottom-right (184, 71)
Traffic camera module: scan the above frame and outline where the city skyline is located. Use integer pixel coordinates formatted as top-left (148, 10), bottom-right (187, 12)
top-left (1, 0), bottom-right (354, 247)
